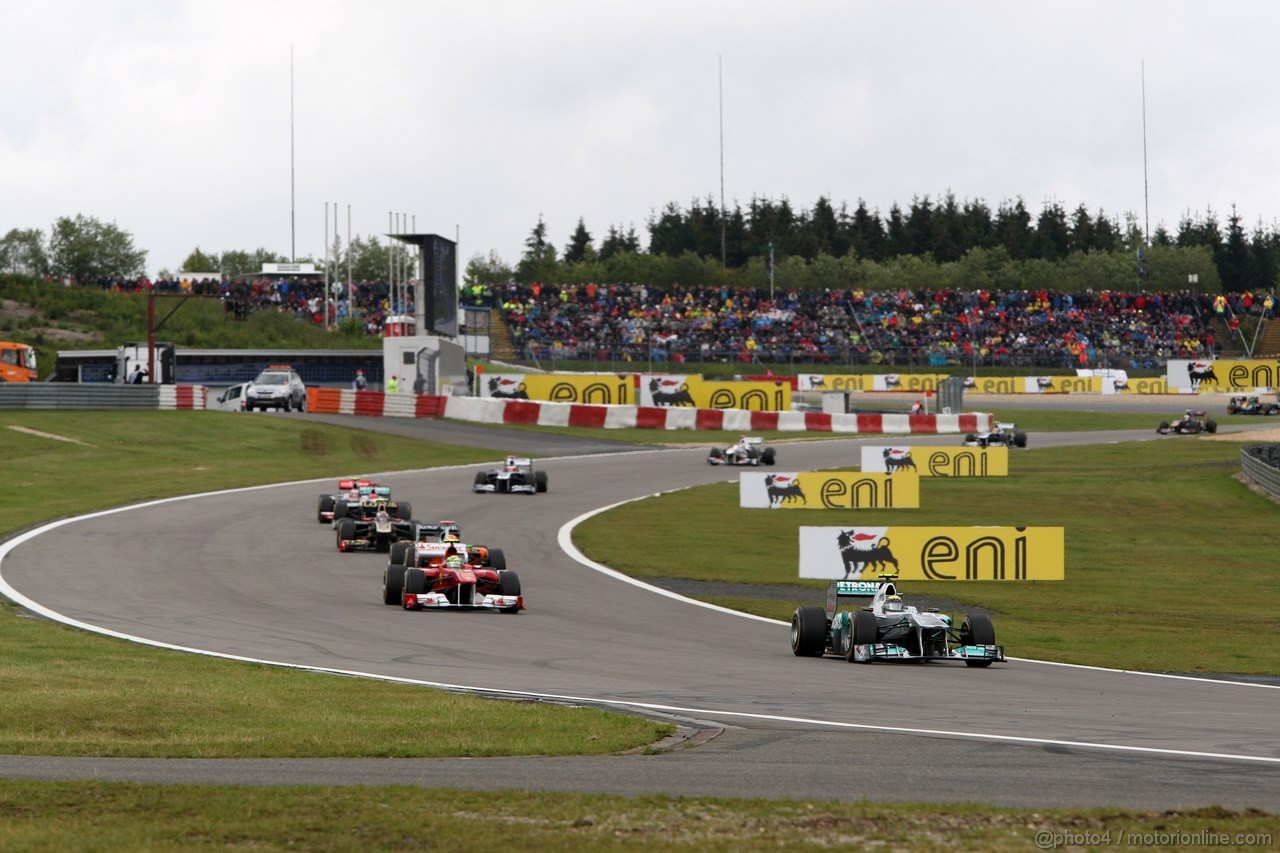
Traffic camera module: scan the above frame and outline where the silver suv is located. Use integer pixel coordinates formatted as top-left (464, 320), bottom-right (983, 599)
top-left (245, 365), bottom-right (307, 412)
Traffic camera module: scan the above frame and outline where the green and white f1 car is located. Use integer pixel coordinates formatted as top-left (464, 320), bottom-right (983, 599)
top-left (790, 577), bottom-right (1004, 667)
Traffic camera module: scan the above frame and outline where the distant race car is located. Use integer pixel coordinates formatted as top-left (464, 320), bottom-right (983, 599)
top-left (1226, 395), bottom-right (1280, 416)
top-left (790, 577), bottom-right (1004, 666)
top-left (1157, 410), bottom-right (1218, 435)
top-left (332, 485), bottom-right (412, 525)
top-left (382, 546), bottom-right (523, 613)
top-left (708, 436), bottom-right (777, 466)
top-left (963, 422), bottom-right (1027, 448)
top-left (473, 456), bottom-right (548, 494)
top-left (316, 477), bottom-right (375, 523)
top-left (334, 494), bottom-right (417, 553)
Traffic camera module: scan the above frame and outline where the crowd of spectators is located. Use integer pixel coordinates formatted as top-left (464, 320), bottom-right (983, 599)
top-left (489, 282), bottom-right (1270, 370)
top-left (75, 274), bottom-right (414, 336)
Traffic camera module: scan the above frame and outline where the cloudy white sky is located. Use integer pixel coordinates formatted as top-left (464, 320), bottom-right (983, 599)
top-left (3, 1), bottom-right (1278, 277)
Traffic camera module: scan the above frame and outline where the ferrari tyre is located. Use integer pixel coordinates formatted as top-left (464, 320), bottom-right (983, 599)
top-left (790, 606), bottom-right (827, 657)
top-left (389, 541), bottom-right (411, 567)
top-left (395, 501), bottom-right (412, 520)
top-left (1205, 419), bottom-right (1218, 434)
top-left (383, 564), bottom-right (406, 605)
top-left (498, 570), bottom-right (522, 612)
top-left (535, 471), bottom-right (548, 493)
top-left (404, 568), bottom-right (428, 595)
top-left (487, 547), bottom-right (507, 571)
top-left (317, 494), bottom-right (335, 523)
top-left (961, 614), bottom-right (996, 668)
top-left (1014, 431), bottom-right (1028, 448)
top-left (762, 447), bottom-right (776, 466)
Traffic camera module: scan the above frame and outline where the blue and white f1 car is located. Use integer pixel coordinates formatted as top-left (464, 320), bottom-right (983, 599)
top-left (790, 577), bottom-right (1004, 666)
top-left (473, 456), bottom-right (548, 494)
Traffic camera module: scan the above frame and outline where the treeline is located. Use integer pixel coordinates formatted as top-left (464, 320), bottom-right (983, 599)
top-left (488, 195), bottom-right (1280, 293)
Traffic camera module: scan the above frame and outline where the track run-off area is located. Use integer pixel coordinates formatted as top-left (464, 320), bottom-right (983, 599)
top-left (1, 396), bottom-right (1278, 809)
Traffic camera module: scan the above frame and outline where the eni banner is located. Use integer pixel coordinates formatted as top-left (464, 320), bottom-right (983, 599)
top-left (961, 375), bottom-right (1102, 394)
top-left (1166, 358), bottom-right (1280, 392)
top-left (797, 373), bottom-right (947, 392)
top-left (641, 374), bottom-right (791, 411)
top-left (480, 373), bottom-right (635, 405)
top-left (860, 446), bottom-right (1008, 477)
top-left (740, 471), bottom-right (920, 509)
top-left (799, 526), bottom-right (1064, 580)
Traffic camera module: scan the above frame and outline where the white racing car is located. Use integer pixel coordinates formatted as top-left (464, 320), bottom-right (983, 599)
top-left (708, 436), bottom-right (777, 466)
top-left (473, 456), bottom-right (548, 494)
top-left (790, 577), bottom-right (1004, 666)
top-left (963, 421), bottom-right (1027, 448)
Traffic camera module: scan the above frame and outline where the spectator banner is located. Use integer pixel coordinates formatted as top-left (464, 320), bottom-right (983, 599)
top-left (740, 471), bottom-right (920, 509)
top-left (640, 375), bottom-right (791, 411)
top-left (860, 446), bottom-right (1008, 476)
top-left (479, 373), bottom-right (635, 405)
top-left (798, 526), bottom-right (1064, 580)
top-left (797, 373), bottom-right (947, 392)
top-left (1167, 358), bottom-right (1280, 392)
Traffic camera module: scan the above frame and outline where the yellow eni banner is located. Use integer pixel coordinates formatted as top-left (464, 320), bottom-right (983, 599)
top-left (481, 373), bottom-right (635, 405)
top-left (1166, 358), bottom-right (1280, 392)
top-left (860, 446), bottom-right (1008, 476)
top-left (961, 375), bottom-right (1101, 394)
top-left (740, 471), bottom-right (920, 509)
top-left (796, 373), bottom-right (947, 392)
top-left (641, 374), bottom-right (792, 411)
top-left (799, 526), bottom-right (1064, 580)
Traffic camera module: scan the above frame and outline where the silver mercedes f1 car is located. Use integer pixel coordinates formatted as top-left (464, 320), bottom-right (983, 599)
top-left (790, 577), bottom-right (1004, 666)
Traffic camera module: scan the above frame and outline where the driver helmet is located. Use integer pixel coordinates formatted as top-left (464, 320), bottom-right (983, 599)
top-left (444, 554), bottom-right (465, 569)
top-left (883, 595), bottom-right (905, 612)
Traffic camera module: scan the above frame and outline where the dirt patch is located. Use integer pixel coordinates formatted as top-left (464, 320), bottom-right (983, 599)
top-left (0, 299), bottom-right (36, 320)
top-left (299, 429), bottom-right (331, 457)
top-left (1203, 427), bottom-right (1280, 442)
top-left (349, 434), bottom-right (381, 460)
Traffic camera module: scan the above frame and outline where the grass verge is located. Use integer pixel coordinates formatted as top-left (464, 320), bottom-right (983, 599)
top-left (0, 411), bottom-right (670, 757)
top-left (574, 437), bottom-right (1280, 674)
top-left (0, 782), bottom-right (1273, 851)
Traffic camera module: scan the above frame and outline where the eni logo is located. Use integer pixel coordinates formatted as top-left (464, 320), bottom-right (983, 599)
top-left (548, 380), bottom-right (628, 404)
top-left (706, 386), bottom-right (788, 411)
top-left (819, 477), bottom-right (895, 508)
top-left (921, 534), bottom-right (1028, 580)
top-left (927, 450), bottom-right (988, 477)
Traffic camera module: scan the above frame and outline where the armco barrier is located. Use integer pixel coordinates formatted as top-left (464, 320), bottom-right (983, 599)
top-left (304, 388), bottom-right (991, 434)
top-left (1240, 444), bottom-right (1280, 500)
top-left (0, 385), bottom-right (206, 410)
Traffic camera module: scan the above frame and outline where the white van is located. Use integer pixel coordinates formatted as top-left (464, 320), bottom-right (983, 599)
top-left (211, 383), bottom-right (250, 412)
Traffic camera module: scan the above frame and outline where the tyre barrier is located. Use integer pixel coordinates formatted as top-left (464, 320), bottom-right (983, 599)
top-left (1240, 444), bottom-right (1280, 500)
top-left (308, 389), bottom-right (992, 434)
top-left (0, 385), bottom-right (207, 410)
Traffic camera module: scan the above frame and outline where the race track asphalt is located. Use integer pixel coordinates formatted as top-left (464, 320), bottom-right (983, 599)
top-left (1, 408), bottom-right (1278, 809)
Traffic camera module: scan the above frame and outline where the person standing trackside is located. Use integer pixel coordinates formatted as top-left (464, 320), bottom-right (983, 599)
top-left (353, 369), bottom-right (367, 391)
top-left (386, 374), bottom-right (399, 394)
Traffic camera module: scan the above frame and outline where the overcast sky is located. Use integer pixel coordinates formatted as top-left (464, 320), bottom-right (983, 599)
top-left (3, 1), bottom-right (1278, 278)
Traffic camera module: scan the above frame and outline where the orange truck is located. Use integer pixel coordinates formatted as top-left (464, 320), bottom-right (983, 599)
top-left (0, 342), bottom-right (37, 382)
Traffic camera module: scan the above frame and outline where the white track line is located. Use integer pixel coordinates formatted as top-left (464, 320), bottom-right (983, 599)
top-left (1, 458), bottom-right (1277, 769)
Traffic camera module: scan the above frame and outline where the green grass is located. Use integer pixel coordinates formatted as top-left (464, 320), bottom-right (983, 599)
top-left (0, 782), bottom-right (1273, 851)
top-left (0, 411), bottom-right (670, 757)
top-left (574, 437), bottom-right (1280, 674)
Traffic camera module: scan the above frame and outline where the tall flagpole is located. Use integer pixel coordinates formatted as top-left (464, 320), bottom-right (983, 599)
top-left (333, 201), bottom-right (339, 325)
top-left (1142, 59), bottom-right (1150, 245)
top-left (347, 204), bottom-right (353, 316)
top-left (290, 45), bottom-right (296, 262)
top-left (719, 54), bottom-right (727, 268)
top-left (324, 202), bottom-right (330, 330)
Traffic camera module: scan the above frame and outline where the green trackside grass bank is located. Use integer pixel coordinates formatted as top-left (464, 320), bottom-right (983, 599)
top-left (573, 435), bottom-right (1280, 675)
top-left (0, 411), bottom-right (670, 757)
top-left (1, 783), bottom-right (1275, 852)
